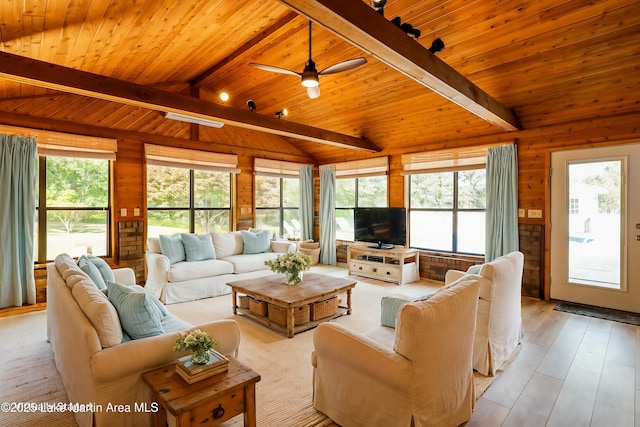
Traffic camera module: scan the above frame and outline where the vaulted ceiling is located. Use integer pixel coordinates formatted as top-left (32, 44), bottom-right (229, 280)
top-left (0, 0), bottom-right (638, 163)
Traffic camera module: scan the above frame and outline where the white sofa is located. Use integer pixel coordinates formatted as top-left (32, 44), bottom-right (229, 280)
top-left (145, 231), bottom-right (296, 304)
top-left (47, 253), bottom-right (241, 427)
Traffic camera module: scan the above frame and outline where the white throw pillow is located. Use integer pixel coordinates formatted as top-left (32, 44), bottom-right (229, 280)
top-left (211, 231), bottom-right (244, 258)
top-left (147, 237), bottom-right (162, 253)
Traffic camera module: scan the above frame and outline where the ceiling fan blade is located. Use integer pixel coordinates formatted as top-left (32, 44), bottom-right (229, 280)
top-left (307, 86), bottom-right (320, 99)
top-left (249, 63), bottom-right (301, 77)
top-left (319, 57), bottom-right (367, 75)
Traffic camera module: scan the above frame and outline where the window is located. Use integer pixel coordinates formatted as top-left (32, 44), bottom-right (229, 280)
top-left (569, 198), bottom-right (580, 215)
top-left (331, 158), bottom-right (389, 241)
top-left (255, 176), bottom-right (299, 238)
top-left (254, 159), bottom-right (307, 239)
top-left (38, 157), bottom-right (111, 261)
top-left (147, 167), bottom-right (232, 237)
top-left (408, 170), bottom-right (486, 254)
top-left (403, 147), bottom-right (489, 255)
top-left (145, 145), bottom-right (238, 238)
top-left (21, 126), bottom-right (117, 263)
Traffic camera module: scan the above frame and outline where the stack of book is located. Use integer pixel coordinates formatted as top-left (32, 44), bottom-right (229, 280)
top-left (175, 349), bottom-right (229, 384)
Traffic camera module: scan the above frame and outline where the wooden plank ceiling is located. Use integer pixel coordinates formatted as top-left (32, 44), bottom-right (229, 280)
top-left (0, 0), bottom-right (638, 163)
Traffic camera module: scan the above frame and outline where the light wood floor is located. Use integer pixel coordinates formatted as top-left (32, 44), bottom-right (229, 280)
top-left (1, 288), bottom-right (638, 426)
top-left (467, 297), bottom-right (639, 427)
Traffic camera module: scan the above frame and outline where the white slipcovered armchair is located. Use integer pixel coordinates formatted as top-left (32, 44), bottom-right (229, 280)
top-left (311, 278), bottom-right (480, 427)
top-left (445, 251), bottom-right (524, 376)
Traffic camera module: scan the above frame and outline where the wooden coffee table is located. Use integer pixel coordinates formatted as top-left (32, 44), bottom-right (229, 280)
top-left (142, 357), bottom-right (260, 427)
top-left (228, 273), bottom-right (356, 338)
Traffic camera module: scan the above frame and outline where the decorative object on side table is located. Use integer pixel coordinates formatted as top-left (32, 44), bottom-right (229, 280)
top-left (173, 329), bottom-right (229, 383)
top-left (265, 252), bottom-right (312, 285)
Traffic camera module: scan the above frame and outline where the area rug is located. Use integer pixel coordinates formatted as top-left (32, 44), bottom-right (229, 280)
top-left (0, 311), bottom-right (75, 427)
top-left (553, 302), bottom-right (640, 326)
top-left (0, 266), bottom-right (517, 427)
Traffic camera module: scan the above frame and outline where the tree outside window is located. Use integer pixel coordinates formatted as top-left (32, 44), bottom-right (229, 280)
top-left (147, 165), bottom-right (231, 237)
top-left (37, 157), bottom-right (110, 261)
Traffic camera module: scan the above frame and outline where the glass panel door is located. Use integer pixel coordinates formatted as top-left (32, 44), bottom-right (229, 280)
top-left (550, 144), bottom-right (640, 313)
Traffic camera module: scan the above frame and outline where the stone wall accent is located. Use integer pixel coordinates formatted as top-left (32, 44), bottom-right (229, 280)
top-left (519, 223), bottom-right (544, 298)
top-left (118, 221), bottom-right (145, 284)
top-left (418, 253), bottom-right (484, 282)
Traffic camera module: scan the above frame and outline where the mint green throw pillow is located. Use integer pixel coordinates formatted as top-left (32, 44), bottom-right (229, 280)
top-left (77, 254), bottom-right (115, 290)
top-left (79, 261), bottom-right (107, 290)
top-left (107, 281), bottom-right (165, 339)
top-left (241, 229), bottom-right (271, 254)
top-left (380, 296), bottom-right (413, 328)
top-left (159, 234), bottom-right (185, 264)
top-left (181, 233), bottom-right (216, 261)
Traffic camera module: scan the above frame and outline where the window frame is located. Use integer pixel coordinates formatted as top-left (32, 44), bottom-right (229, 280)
top-left (36, 156), bottom-right (113, 263)
top-left (335, 175), bottom-right (389, 241)
top-left (407, 168), bottom-right (486, 255)
top-left (254, 175), bottom-right (299, 239)
top-left (146, 166), bottom-right (233, 236)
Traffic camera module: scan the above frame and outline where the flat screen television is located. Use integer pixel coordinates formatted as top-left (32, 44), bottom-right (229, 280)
top-left (354, 207), bottom-right (407, 249)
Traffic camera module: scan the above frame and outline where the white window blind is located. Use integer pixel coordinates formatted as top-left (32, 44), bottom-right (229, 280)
top-left (254, 158), bottom-right (310, 177)
top-left (0, 125), bottom-right (117, 160)
top-left (145, 144), bottom-right (239, 173)
top-left (328, 157), bottom-right (388, 178)
top-left (401, 145), bottom-right (502, 175)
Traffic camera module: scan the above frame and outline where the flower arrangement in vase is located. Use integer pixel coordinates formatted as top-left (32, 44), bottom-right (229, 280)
top-left (265, 252), bottom-right (313, 285)
top-left (173, 329), bottom-right (218, 364)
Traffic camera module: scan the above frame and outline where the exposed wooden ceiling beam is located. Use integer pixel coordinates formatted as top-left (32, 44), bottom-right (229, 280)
top-left (0, 51), bottom-right (380, 152)
top-left (279, 0), bottom-right (521, 131)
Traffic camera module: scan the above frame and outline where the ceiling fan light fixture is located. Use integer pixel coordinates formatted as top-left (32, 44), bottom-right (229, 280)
top-left (301, 59), bottom-right (319, 87)
top-left (301, 73), bottom-right (319, 87)
top-left (249, 21), bottom-right (366, 99)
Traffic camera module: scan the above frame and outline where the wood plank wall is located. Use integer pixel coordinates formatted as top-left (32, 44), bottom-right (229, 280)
top-left (17, 110), bottom-right (640, 304)
top-left (85, 114), bottom-right (640, 290)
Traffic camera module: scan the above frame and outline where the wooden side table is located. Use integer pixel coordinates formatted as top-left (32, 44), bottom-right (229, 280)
top-left (142, 357), bottom-right (260, 427)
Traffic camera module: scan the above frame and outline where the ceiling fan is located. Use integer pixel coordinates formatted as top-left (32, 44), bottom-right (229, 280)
top-left (249, 21), bottom-right (367, 99)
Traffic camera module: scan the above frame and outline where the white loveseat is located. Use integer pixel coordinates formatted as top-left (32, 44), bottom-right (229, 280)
top-left (145, 231), bottom-right (296, 304)
top-left (47, 253), bottom-right (241, 427)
